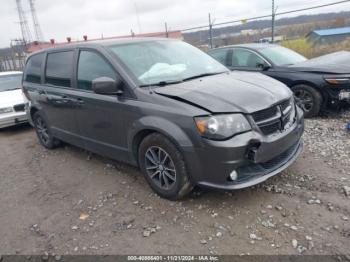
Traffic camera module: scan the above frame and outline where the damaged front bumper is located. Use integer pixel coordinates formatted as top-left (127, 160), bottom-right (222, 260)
top-left (183, 107), bottom-right (304, 190)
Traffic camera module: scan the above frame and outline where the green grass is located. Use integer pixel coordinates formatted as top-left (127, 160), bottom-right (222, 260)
top-left (282, 37), bottom-right (350, 58)
top-left (282, 38), bottom-right (314, 58)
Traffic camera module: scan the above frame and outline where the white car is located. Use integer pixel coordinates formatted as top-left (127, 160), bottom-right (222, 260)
top-left (0, 71), bottom-right (28, 128)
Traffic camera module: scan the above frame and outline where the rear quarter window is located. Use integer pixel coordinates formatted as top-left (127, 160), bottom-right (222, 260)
top-left (24, 53), bottom-right (44, 84)
top-left (45, 51), bottom-right (74, 87)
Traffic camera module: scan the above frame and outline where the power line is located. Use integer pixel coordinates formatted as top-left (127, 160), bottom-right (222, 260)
top-left (180, 0), bottom-right (350, 32)
top-left (277, 0), bottom-right (350, 16)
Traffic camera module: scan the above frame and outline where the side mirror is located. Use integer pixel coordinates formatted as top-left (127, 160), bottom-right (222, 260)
top-left (92, 77), bottom-right (123, 95)
top-left (257, 63), bottom-right (271, 71)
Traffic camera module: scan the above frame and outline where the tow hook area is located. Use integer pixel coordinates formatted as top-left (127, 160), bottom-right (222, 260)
top-left (246, 140), bottom-right (261, 162)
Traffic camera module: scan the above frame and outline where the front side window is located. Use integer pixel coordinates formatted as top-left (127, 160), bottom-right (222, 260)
top-left (108, 40), bottom-right (228, 86)
top-left (0, 73), bottom-right (22, 92)
top-left (231, 49), bottom-right (265, 68)
top-left (209, 49), bottom-right (228, 65)
top-left (77, 51), bottom-right (116, 91)
top-left (45, 51), bottom-right (74, 87)
top-left (24, 53), bottom-right (44, 84)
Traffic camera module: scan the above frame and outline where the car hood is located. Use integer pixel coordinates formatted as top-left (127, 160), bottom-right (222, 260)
top-left (0, 89), bottom-right (25, 107)
top-left (154, 71), bottom-right (292, 113)
top-left (288, 51), bottom-right (350, 74)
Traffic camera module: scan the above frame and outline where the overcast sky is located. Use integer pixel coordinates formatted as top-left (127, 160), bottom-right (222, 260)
top-left (1, 0), bottom-right (350, 47)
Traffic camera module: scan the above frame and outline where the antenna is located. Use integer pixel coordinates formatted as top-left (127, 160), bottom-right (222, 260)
top-left (28, 0), bottom-right (44, 41)
top-left (15, 0), bottom-right (32, 44)
top-left (133, 1), bottom-right (142, 34)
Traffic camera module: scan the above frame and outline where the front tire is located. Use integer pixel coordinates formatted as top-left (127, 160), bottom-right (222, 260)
top-left (291, 84), bottom-right (322, 118)
top-left (33, 112), bottom-right (61, 149)
top-left (138, 133), bottom-right (193, 200)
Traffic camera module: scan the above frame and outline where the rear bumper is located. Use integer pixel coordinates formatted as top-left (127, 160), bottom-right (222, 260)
top-left (183, 107), bottom-right (304, 190)
top-left (0, 111), bottom-right (28, 128)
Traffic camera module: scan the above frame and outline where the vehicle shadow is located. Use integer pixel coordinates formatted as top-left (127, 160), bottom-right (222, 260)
top-left (53, 141), bottom-right (264, 202)
top-left (0, 123), bottom-right (32, 135)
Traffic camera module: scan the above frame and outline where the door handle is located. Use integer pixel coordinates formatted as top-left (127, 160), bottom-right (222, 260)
top-left (59, 95), bottom-right (74, 104)
top-left (76, 98), bottom-right (85, 105)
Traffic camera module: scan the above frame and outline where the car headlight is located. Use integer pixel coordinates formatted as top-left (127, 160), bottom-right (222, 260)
top-left (0, 107), bottom-right (13, 114)
top-left (194, 114), bottom-right (251, 140)
top-left (324, 77), bottom-right (350, 85)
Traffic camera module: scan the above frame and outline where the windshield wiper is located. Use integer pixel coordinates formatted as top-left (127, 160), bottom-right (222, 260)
top-left (140, 80), bottom-right (183, 88)
top-left (139, 72), bottom-right (227, 87)
top-left (182, 72), bottom-right (227, 82)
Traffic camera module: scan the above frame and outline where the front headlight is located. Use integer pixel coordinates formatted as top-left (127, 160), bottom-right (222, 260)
top-left (0, 107), bottom-right (13, 114)
top-left (194, 114), bottom-right (251, 140)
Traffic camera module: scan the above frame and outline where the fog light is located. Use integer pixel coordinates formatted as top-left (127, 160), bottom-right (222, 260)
top-left (229, 170), bottom-right (238, 181)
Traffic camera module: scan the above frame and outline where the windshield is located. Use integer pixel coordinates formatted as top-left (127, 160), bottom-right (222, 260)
top-left (0, 74), bottom-right (22, 92)
top-left (108, 40), bottom-right (228, 86)
top-left (260, 46), bottom-right (307, 66)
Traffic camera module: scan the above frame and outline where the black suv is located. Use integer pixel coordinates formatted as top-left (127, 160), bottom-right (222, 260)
top-left (23, 38), bottom-right (304, 200)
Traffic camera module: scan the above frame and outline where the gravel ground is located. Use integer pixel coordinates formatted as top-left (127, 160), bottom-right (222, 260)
top-left (0, 113), bottom-right (349, 256)
top-left (304, 110), bottom-right (350, 169)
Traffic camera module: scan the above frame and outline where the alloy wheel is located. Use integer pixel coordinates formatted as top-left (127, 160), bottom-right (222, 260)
top-left (35, 117), bottom-right (50, 145)
top-left (144, 146), bottom-right (177, 190)
top-left (294, 89), bottom-right (314, 112)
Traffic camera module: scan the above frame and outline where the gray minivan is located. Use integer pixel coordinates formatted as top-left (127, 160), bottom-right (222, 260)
top-left (23, 38), bottom-right (304, 200)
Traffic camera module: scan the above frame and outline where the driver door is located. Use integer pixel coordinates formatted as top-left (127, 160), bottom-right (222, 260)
top-left (228, 48), bottom-right (269, 72)
top-left (73, 49), bottom-right (131, 162)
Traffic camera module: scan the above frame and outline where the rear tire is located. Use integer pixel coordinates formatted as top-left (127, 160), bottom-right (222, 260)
top-left (291, 84), bottom-right (322, 118)
top-left (33, 112), bottom-right (61, 149)
top-left (138, 133), bottom-right (193, 200)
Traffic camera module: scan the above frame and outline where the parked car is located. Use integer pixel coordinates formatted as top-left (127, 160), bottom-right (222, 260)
top-left (23, 38), bottom-right (304, 200)
top-left (0, 71), bottom-right (28, 128)
top-left (208, 44), bottom-right (350, 117)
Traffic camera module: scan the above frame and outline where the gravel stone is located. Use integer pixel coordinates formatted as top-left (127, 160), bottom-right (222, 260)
top-left (307, 199), bottom-right (321, 205)
top-left (306, 235), bottom-right (313, 241)
top-left (290, 225), bottom-right (298, 231)
top-left (41, 252), bottom-right (49, 261)
top-left (275, 205), bottom-right (283, 211)
top-left (143, 230), bottom-right (151, 237)
top-left (343, 186), bottom-right (350, 197)
top-left (297, 245), bottom-right (307, 254)
top-left (262, 220), bottom-right (276, 228)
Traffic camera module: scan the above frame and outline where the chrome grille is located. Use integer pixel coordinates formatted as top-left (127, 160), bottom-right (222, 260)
top-left (252, 99), bottom-right (295, 136)
top-left (251, 106), bottom-right (278, 122)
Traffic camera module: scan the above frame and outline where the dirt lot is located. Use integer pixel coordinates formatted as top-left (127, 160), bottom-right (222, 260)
top-left (0, 114), bottom-right (350, 256)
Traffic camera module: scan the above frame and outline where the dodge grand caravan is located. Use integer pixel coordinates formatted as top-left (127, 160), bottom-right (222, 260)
top-left (23, 38), bottom-right (304, 200)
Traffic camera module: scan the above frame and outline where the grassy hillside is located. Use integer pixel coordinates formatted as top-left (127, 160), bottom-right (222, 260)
top-left (282, 38), bottom-right (350, 58)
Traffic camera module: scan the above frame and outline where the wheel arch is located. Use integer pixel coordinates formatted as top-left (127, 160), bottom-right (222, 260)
top-left (128, 116), bottom-right (195, 166)
top-left (30, 106), bottom-right (39, 118)
top-left (290, 80), bottom-right (327, 104)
